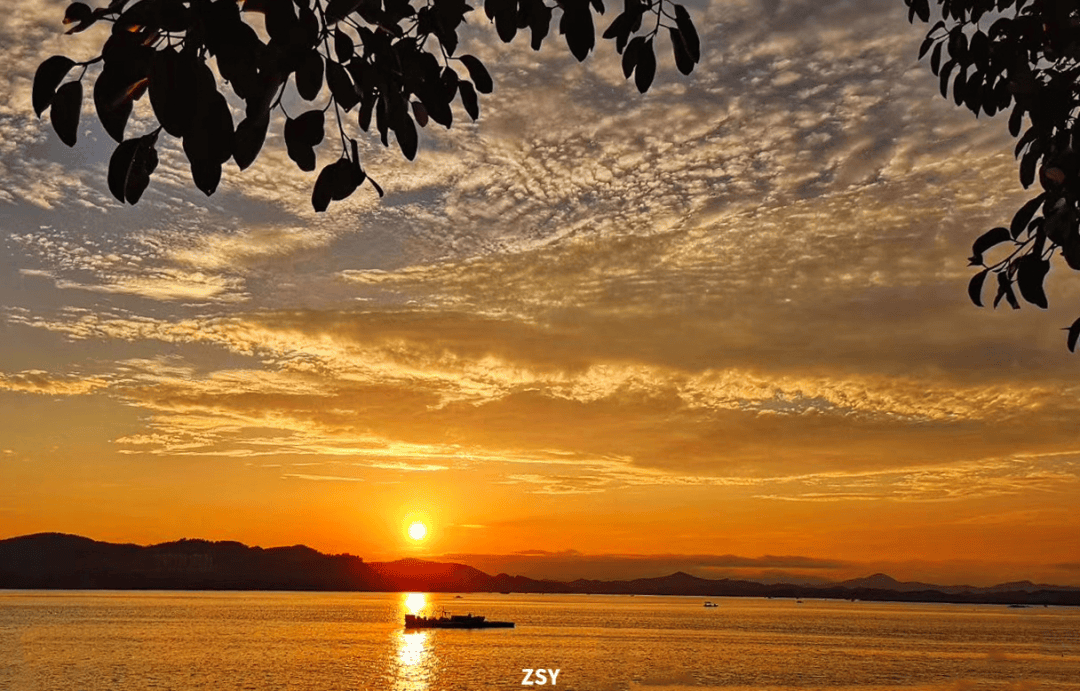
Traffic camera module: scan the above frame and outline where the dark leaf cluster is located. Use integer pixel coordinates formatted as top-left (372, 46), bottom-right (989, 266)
top-left (907, 0), bottom-right (1080, 350)
top-left (34, 0), bottom-right (700, 212)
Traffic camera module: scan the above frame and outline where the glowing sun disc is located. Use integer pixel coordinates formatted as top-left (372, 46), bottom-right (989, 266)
top-left (408, 522), bottom-right (428, 541)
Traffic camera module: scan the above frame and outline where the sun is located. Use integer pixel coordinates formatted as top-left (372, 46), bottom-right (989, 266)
top-left (408, 521), bottom-right (428, 541)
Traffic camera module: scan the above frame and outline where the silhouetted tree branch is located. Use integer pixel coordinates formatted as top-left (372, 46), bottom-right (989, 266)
top-left (905, 0), bottom-right (1080, 349)
top-left (33, 0), bottom-right (700, 211)
top-left (42, 2), bottom-right (1080, 347)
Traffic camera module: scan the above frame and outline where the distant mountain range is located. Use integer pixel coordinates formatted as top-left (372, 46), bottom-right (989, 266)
top-left (2, 533), bottom-right (1077, 606)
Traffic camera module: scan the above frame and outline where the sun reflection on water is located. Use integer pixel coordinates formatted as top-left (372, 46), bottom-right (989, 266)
top-left (393, 629), bottom-right (433, 691)
top-left (393, 593), bottom-right (434, 691)
top-left (404, 593), bottom-right (427, 616)
top-left (397, 629), bottom-right (429, 668)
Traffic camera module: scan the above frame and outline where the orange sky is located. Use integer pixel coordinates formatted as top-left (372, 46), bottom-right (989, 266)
top-left (1, 0), bottom-right (1078, 587)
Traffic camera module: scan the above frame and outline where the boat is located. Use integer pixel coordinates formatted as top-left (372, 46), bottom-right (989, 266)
top-left (703, 601), bottom-right (718, 608)
top-left (404, 613), bottom-right (514, 629)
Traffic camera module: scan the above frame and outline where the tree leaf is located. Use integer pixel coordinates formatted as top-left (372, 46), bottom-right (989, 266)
top-left (969, 30), bottom-right (988, 67)
top-left (326, 60), bottom-right (360, 110)
top-left (284, 111), bottom-right (324, 172)
top-left (603, 12), bottom-right (629, 41)
top-left (335, 27), bottom-right (354, 63)
top-left (188, 155), bottom-right (222, 196)
top-left (1066, 317), bottom-right (1080, 352)
top-left (971, 226), bottom-right (1012, 257)
top-left (295, 50), bottom-right (324, 101)
top-left (184, 91), bottom-right (235, 178)
top-left (417, 83), bottom-right (452, 128)
top-left (670, 27), bottom-right (695, 76)
top-left (358, 91), bottom-right (376, 131)
top-left (325, 158), bottom-right (359, 200)
top-left (459, 54), bottom-right (493, 94)
top-left (351, 139), bottom-right (363, 185)
top-left (1008, 104), bottom-right (1024, 137)
top-left (952, 67), bottom-right (966, 106)
top-left (939, 59), bottom-right (956, 98)
top-left (494, 0), bottom-right (517, 43)
top-left (528, 0), bottom-right (551, 50)
top-left (375, 95), bottom-right (389, 145)
top-left (33, 56), bottom-right (76, 117)
top-left (63, 2), bottom-right (93, 29)
top-left (1010, 194), bottom-right (1045, 238)
top-left (311, 158), bottom-right (360, 211)
top-left (948, 29), bottom-right (968, 65)
top-left (623, 36), bottom-right (644, 79)
top-left (295, 109), bottom-right (325, 145)
top-left (459, 81), bottom-right (479, 120)
top-left (286, 141), bottom-right (315, 172)
top-left (441, 66), bottom-right (460, 102)
top-left (125, 132), bottom-right (159, 204)
top-left (564, 3), bottom-right (595, 62)
top-left (149, 50), bottom-right (200, 138)
top-left (395, 113), bottom-right (418, 161)
top-left (49, 81), bottom-right (82, 147)
top-left (1019, 146), bottom-right (1039, 188)
top-left (918, 35), bottom-right (934, 59)
top-left (106, 132), bottom-right (159, 204)
top-left (994, 272), bottom-right (1020, 310)
top-left (205, 93), bottom-right (236, 165)
top-left (1015, 254), bottom-right (1050, 309)
top-left (634, 39), bottom-right (656, 93)
top-left (412, 100), bottom-right (429, 127)
top-left (673, 5), bottom-right (699, 63)
top-left (312, 161), bottom-right (336, 212)
top-left (1014, 126), bottom-right (1037, 159)
top-left (107, 138), bottom-right (139, 203)
top-left (233, 113), bottom-right (270, 170)
top-left (93, 67), bottom-right (138, 143)
top-left (968, 269), bottom-right (988, 307)
top-left (210, 16), bottom-right (262, 101)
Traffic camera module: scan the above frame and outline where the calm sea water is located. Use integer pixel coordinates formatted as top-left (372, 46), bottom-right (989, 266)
top-left (0, 591), bottom-right (1077, 691)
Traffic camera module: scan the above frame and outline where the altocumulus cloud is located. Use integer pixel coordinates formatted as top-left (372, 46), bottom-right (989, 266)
top-left (3, 0), bottom-right (1080, 520)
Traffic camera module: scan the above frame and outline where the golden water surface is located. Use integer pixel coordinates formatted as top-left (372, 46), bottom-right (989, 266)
top-left (1, 591), bottom-right (1078, 690)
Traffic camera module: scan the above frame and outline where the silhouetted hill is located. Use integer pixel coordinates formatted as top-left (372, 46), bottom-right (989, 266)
top-left (840, 573), bottom-right (965, 593)
top-left (365, 559), bottom-right (497, 591)
top-left (0, 533), bottom-right (367, 590)
top-left (1, 534), bottom-right (1077, 606)
top-left (838, 572), bottom-right (1080, 595)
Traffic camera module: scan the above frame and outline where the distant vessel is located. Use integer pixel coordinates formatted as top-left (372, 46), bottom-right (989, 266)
top-left (404, 613), bottom-right (514, 629)
top-left (704, 601), bottom-right (718, 608)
